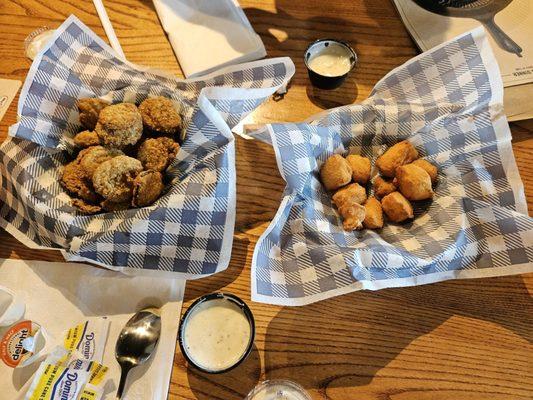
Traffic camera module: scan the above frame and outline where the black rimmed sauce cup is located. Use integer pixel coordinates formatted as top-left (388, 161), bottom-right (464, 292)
top-left (178, 292), bottom-right (255, 374)
top-left (304, 39), bottom-right (357, 90)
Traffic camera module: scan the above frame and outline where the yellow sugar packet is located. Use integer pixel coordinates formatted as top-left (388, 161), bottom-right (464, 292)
top-left (46, 346), bottom-right (109, 386)
top-left (24, 362), bottom-right (90, 400)
top-left (25, 346), bottom-right (108, 400)
top-left (63, 318), bottom-right (109, 363)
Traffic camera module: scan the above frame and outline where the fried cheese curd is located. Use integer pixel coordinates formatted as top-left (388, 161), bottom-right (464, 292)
top-left (332, 183), bottom-right (367, 231)
top-left (381, 192), bottom-right (414, 223)
top-left (346, 154), bottom-right (371, 184)
top-left (395, 163), bottom-right (434, 201)
top-left (363, 197), bottom-right (383, 229)
top-left (319, 141), bottom-right (438, 230)
top-left (411, 159), bottom-right (438, 183)
top-left (375, 140), bottom-right (418, 178)
top-left (320, 154), bottom-right (352, 191)
top-left (373, 176), bottom-right (397, 199)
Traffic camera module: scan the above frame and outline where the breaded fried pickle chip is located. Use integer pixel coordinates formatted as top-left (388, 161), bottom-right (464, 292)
top-left (78, 98), bottom-right (109, 130)
top-left (71, 198), bottom-right (102, 215)
top-left (79, 146), bottom-right (123, 179)
top-left (93, 155), bottom-right (143, 202)
top-left (101, 199), bottom-right (131, 212)
top-left (137, 137), bottom-right (179, 172)
top-left (139, 96), bottom-right (181, 136)
top-left (95, 103), bottom-right (143, 148)
top-left (132, 170), bottom-right (164, 207)
top-left (60, 159), bottom-right (99, 203)
top-left (73, 130), bottom-right (100, 148)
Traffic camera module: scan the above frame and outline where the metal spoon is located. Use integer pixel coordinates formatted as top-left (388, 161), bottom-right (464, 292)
top-left (115, 307), bottom-right (162, 399)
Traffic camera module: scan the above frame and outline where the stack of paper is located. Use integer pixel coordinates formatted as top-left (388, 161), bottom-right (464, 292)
top-left (393, 0), bottom-right (533, 121)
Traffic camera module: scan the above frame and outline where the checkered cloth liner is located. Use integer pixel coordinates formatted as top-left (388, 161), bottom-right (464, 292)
top-left (0, 15), bottom-right (294, 278)
top-left (250, 28), bottom-right (533, 306)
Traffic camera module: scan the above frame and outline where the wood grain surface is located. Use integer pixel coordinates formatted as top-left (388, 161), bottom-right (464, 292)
top-left (1, 0), bottom-right (532, 399)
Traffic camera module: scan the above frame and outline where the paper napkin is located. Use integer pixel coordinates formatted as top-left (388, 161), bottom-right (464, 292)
top-left (0, 258), bottom-right (184, 400)
top-left (153, 0), bottom-right (267, 77)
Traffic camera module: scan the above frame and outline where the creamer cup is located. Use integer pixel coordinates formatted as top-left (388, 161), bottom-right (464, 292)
top-left (0, 320), bottom-right (53, 368)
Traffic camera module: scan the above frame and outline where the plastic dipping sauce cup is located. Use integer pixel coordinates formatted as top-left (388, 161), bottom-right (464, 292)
top-left (305, 39), bottom-right (357, 90)
top-left (246, 380), bottom-right (312, 400)
top-left (178, 292), bottom-right (255, 373)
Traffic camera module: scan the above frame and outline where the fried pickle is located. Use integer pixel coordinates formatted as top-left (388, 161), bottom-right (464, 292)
top-left (100, 199), bottom-right (131, 212)
top-left (71, 198), bottom-right (102, 215)
top-left (78, 98), bottom-right (109, 130)
top-left (132, 170), bottom-right (164, 207)
top-left (73, 130), bottom-right (100, 148)
top-left (93, 155), bottom-right (143, 202)
top-left (137, 137), bottom-right (179, 172)
top-left (60, 159), bottom-right (99, 203)
top-left (95, 103), bottom-right (143, 148)
top-left (79, 146), bottom-right (123, 179)
top-left (139, 96), bottom-right (181, 136)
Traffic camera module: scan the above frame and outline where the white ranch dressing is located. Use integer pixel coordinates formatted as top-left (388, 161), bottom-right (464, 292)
top-left (26, 30), bottom-right (56, 60)
top-left (183, 298), bottom-right (251, 371)
top-left (308, 44), bottom-right (352, 77)
top-left (246, 380), bottom-right (311, 400)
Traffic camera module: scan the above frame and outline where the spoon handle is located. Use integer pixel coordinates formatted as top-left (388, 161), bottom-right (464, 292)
top-left (116, 364), bottom-right (132, 399)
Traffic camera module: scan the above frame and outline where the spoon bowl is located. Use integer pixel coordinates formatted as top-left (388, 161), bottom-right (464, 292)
top-left (115, 307), bottom-right (161, 399)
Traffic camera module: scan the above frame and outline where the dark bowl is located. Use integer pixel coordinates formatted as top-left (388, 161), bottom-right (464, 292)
top-left (304, 39), bottom-right (357, 90)
top-left (178, 292), bottom-right (255, 374)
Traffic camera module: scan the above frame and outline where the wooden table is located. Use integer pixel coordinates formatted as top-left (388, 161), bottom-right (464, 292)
top-left (2, 1), bottom-right (532, 399)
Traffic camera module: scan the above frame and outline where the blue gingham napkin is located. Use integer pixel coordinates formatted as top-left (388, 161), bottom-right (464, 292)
top-left (0, 15), bottom-right (294, 278)
top-left (250, 28), bottom-right (533, 305)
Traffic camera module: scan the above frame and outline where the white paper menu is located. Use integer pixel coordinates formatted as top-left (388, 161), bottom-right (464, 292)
top-left (393, 0), bottom-right (533, 87)
top-left (0, 79), bottom-right (21, 122)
